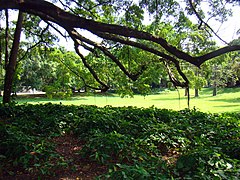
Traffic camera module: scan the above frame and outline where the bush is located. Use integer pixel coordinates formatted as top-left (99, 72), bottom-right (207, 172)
top-left (44, 85), bottom-right (72, 99)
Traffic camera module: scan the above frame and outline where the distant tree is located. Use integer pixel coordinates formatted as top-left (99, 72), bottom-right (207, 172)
top-left (206, 52), bottom-right (239, 96)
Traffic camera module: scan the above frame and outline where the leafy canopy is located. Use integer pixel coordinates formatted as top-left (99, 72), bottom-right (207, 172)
top-left (0, 0), bottom-right (239, 93)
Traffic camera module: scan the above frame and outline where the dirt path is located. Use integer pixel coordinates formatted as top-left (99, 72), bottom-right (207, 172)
top-left (52, 134), bottom-right (107, 179)
top-left (1, 134), bottom-right (107, 180)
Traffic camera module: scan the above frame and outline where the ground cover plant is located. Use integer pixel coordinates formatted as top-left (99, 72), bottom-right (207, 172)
top-left (0, 103), bottom-right (239, 179)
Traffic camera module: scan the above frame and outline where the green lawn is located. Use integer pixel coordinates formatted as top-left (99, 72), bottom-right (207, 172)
top-left (8, 87), bottom-right (240, 113)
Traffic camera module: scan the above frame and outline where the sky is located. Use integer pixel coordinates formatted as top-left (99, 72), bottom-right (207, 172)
top-left (205, 5), bottom-right (240, 45)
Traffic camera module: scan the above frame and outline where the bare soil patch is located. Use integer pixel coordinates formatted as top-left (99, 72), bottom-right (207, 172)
top-left (1, 134), bottom-right (107, 180)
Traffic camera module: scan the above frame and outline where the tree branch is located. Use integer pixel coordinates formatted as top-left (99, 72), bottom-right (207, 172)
top-left (19, 24), bottom-right (50, 61)
top-left (196, 45), bottom-right (240, 65)
top-left (57, 56), bottom-right (106, 91)
top-left (95, 32), bottom-right (180, 64)
top-left (44, 21), bottom-right (69, 39)
top-left (162, 60), bottom-right (190, 107)
top-left (1, 0), bottom-right (239, 67)
top-left (68, 29), bottom-right (143, 81)
top-left (188, 0), bottom-right (229, 45)
top-left (73, 39), bottom-right (109, 92)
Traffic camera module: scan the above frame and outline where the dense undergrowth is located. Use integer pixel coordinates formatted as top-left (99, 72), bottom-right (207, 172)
top-left (0, 103), bottom-right (239, 179)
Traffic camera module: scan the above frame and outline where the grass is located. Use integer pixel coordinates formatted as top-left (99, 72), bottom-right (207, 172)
top-left (5, 87), bottom-right (240, 113)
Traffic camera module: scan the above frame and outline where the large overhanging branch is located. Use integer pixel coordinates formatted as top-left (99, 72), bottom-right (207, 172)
top-left (68, 28), bottom-right (190, 98)
top-left (1, 0), bottom-right (240, 68)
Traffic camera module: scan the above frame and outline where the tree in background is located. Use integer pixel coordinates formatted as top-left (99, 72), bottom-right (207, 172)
top-left (207, 52), bottom-right (240, 96)
top-left (229, 37), bottom-right (240, 86)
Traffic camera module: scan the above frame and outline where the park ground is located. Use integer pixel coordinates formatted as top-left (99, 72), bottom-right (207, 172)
top-left (11, 87), bottom-right (240, 113)
top-left (0, 88), bottom-right (240, 179)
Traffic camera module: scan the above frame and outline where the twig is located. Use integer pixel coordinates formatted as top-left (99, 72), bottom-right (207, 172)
top-left (188, 0), bottom-right (229, 45)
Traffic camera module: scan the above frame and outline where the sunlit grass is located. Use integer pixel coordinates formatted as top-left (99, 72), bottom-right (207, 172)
top-left (5, 87), bottom-right (240, 113)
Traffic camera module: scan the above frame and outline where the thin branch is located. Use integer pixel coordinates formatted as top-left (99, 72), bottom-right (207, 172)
top-left (162, 60), bottom-right (189, 88)
top-left (57, 56), bottom-right (106, 91)
top-left (58, 0), bottom-right (81, 17)
top-left (18, 41), bottom-right (43, 62)
top-left (19, 24), bottom-right (50, 61)
top-left (70, 0), bottom-right (98, 19)
top-left (162, 60), bottom-right (190, 107)
top-left (69, 29), bottom-right (143, 80)
top-left (44, 21), bottom-right (68, 38)
top-left (90, 0), bottom-right (111, 10)
top-left (71, 37), bottom-right (100, 57)
top-left (71, 0), bottom-right (111, 13)
top-left (188, 0), bottom-right (229, 45)
top-left (73, 39), bottom-right (109, 92)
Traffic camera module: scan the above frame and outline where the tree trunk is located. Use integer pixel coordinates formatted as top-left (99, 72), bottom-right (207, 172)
top-left (0, 14), bottom-right (3, 97)
top-left (3, 11), bottom-right (23, 104)
top-left (185, 87), bottom-right (188, 96)
top-left (4, 9), bottom-right (9, 69)
top-left (194, 88), bottom-right (199, 97)
top-left (213, 82), bottom-right (217, 96)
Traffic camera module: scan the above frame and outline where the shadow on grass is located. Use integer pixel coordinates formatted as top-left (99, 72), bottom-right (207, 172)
top-left (213, 104), bottom-right (240, 108)
top-left (208, 98), bottom-right (240, 103)
top-left (217, 87), bottom-right (240, 94)
top-left (151, 97), bottom-right (186, 101)
top-left (201, 87), bottom-right (240, 95)
top-left (14, 94), bottom-right (89, 104)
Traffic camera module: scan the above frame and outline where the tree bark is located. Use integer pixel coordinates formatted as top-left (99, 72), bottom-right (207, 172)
top-left (213, 82), bottom-right (217, 96)
top-left (4, 9), bottom-right (9, 68)
top-left (194, 88), bottom-right (199, 97)
top-left (3, 11), bottom-right (23, 103)
top-left (185, 88), bottom-right (188, 96)
top-left (212, 65), bottom-right (217, 97)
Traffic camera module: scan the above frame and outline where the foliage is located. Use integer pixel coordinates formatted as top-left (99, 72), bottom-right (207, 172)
top-left (1, 0), bottom-right (240, 103)
top-left (44, 85), bottom-right (72, 99)
top-left (0, 103), bottom-right (239, 178)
